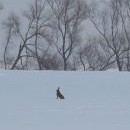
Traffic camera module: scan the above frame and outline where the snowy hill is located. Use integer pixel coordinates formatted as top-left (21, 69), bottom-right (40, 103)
top-left (0, 71), bottom-right (130, 130)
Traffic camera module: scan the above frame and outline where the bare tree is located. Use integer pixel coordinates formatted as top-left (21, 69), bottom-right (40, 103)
top-left (22, 0), bottom-right (54, 70)
top-left (6, 0), bottom-right (52, 70)
top-left (87, 0), bottom-right (126, 71)
top-left (4, 0), bottom-right (130, 71)
top-left (47, 0), bottom-right (87, 70)
top-left (78, 37), bottom-right (115, 71)
top-left (3, 14), bottom-right (14, 69)
top-left (24, 0), bottom-right (49, 69)
top-left (114, 0), bottom-right (130, 71)
top-left (9, 14), bottom-right (36, 70)
top-left (2, 13), bottom-right (22, 69)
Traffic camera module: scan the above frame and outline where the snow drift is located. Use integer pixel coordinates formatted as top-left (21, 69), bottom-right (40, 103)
top-left (0, 71), bottom-right (130, 130)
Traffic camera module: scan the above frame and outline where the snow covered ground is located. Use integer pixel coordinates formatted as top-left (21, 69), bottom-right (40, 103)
top-left (0, 71), bottom-right (130, 130)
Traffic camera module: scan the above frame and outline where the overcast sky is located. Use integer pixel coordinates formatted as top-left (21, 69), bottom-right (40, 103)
top-left (1, 0), bottom-right (32, 12)
top-left (0, 0), bottom-right (104, 13)
top-left (0, 0), bottom-right (105, 46)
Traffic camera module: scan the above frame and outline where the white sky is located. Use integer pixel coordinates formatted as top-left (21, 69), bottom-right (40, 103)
top-left (1, 0), bottom-right (32, 12)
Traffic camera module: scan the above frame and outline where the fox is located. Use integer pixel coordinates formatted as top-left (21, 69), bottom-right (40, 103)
top-left (56, 87), bottom-right (64, 99)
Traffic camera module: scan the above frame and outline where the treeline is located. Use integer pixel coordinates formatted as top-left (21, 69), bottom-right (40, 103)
top-left (1, 0), bottom-right (130, 71)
